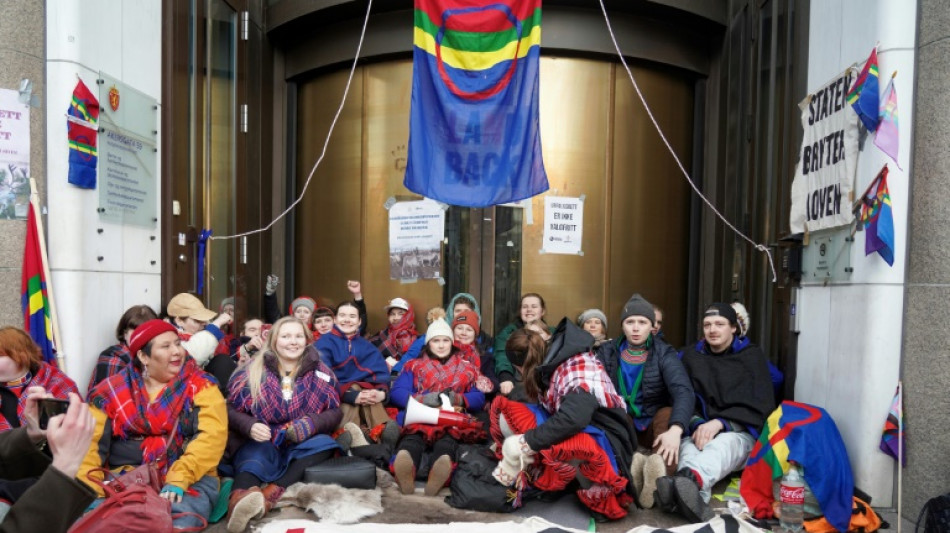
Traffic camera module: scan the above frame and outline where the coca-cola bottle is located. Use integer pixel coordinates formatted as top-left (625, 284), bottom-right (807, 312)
top-left (779, 462), bottom-right (805, 532)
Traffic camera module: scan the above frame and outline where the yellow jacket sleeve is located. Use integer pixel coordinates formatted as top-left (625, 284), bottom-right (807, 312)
top-left (77, 406), bottom-right (111, 497)
top-left (164, 385), bottom-right (228, 490)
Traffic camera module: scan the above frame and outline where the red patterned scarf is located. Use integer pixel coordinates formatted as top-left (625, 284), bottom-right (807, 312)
top-left (88, 357), bottom-right (216, 476)
top-left (453, 341), bottom-right (482, 368)
top-left (0, 362), bottom-right (79, 432)
top-left (378, 306), bottom-right (419, 358)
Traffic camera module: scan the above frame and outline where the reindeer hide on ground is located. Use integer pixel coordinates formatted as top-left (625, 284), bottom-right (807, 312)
top-left (279, 482), bottom-right (384, 524)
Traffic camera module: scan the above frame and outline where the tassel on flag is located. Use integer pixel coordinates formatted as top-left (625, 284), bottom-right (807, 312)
top-left (880, 383), bottom-right (906, 467)
top-left (860, 165), bottom-right (895, 266)
top-left (874, 75), bottom-right (902, 169)
top-left (67, 79), bottom-right (100, 189)
top-left (847, 48), bottom-right (881, 131)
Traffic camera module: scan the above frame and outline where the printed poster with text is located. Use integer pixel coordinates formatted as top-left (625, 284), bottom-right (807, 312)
top-left (0, 88), bottom-right (30, 219)
top-left (389, 199), bottom-right (445, 280)
top-left (790, 68), bottom-right (859, 233)
top-left (542, 196), bottom-right (584, 255)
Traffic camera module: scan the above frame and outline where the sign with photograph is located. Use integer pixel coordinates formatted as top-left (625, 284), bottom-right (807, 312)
top-left (389, 199), bottom-right (445, 280)
top-left (542, 196), bottom-right (584, 255)
top-left (97, 72), bottom-right (158, 227)
top-left (0, 88), bottom-right (30, 219)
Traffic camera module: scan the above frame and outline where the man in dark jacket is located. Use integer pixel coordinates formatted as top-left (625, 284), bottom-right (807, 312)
top-left (0, 389), bottom-right (96, 532)
top-left (655, 303), bottom-right (775, 523)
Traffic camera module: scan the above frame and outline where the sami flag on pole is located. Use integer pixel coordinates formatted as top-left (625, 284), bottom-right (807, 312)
top-left (21, 203), bottom-right (56, 366)
top-left (740, 402), bottom-right (854, 533)
top-left (861, 165), bottom-right (895, 266)
top-left (880, 383), bottom-right (906, 466)
top-left (404, 0), bottom-right (549, 207)
top-left (873, 77), bottom-right (902, 169)
top-left (846, 48), bottom-right (880, 131)
top-left (67, 80), bottom-right (100, 189)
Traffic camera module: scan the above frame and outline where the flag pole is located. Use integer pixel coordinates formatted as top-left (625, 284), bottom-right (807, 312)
top-left (897, 379), bottom-right (903, 533)
top-left (28, 179), bottom-right (66, 372)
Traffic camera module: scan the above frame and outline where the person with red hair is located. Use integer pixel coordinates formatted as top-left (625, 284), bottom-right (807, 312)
top-left (0, 327), bottom-right (78, 433)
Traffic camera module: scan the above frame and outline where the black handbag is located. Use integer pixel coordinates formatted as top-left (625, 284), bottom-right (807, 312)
top-left (917, 492), bottom-right (950, 533)
top-left (303, 455), bottom-right (377, 489)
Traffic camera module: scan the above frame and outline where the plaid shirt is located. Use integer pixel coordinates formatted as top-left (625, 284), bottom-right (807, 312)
top-left (86, 344), bottom-right (132, 394)
top-left (542, 352), bottom-right (625, 414)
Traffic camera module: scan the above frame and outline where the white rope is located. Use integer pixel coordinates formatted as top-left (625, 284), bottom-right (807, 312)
top-left (211, 0), bottom-right (374, 241)
top-left (597, 0), bottom-right (778, 282)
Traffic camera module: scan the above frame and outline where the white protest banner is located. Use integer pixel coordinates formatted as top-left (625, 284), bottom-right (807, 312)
top-left (790, 69), bottom-right (859, 233)
top-left (389, 199), bottom-right (445, 280)
top-left (542, 196), bottom-right (584, 255)
top-left (0, 88), bottom-right (30, 219)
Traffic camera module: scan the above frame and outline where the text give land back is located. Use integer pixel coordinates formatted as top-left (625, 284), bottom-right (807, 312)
top-left (790, 68), bottom-right (858, 233)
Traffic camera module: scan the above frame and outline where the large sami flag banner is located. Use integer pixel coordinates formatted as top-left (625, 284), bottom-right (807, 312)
top-left (740, 401), bottom-right (853, 533)
top-left (67, 79), bottom-right (100, 189)
top-left (21, 203), bottom-right (56, 365)
top-left (404, 0), bottom-right (549, 207)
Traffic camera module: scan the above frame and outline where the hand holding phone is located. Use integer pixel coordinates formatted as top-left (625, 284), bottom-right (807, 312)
top-left (38, 398), bottom-right (71, 430)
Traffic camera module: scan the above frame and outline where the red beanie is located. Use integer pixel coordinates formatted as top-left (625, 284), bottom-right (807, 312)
top-left (128, 319), bottom-right (178, 355)
top-left (451, 310), bottom-right (480, 336)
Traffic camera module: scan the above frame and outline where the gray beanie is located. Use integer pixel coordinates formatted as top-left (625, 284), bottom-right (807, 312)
top-left (620, 293), bottom-right (655, 325)
top-left (577, 309), bottom-right (608, 331)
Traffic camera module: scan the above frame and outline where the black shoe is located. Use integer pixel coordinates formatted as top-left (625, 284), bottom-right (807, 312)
top-left (654, 475), bottom-right (678, 513)
top-left (671, 475), bottom-right (712, 523)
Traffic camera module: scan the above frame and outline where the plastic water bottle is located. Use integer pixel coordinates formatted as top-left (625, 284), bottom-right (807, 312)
top-left (779, 462), bottom-right (805, 533)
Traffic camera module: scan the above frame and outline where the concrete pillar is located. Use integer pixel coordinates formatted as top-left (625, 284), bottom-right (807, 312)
top-left (902, 0), bottom-right (950, 520)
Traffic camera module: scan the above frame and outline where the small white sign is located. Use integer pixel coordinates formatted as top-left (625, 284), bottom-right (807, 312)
top-left (0, 88), bottom-right (31, 219)
top-left (542, 196), bottom-right (584, 255)
top-left (388, 199), bottom-right (445, 280)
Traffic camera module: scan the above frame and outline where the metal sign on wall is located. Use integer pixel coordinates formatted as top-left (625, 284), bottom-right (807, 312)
top-left (97, 72), bottom-right (158, 227)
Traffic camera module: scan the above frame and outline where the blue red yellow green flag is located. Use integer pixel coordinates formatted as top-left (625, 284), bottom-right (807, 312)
top-left (67, 79), bottom-right (100, 189)
top-left (21, 202), bottom-right (56, 365)
top-left (847, 48), bottom-right (880, 131)
top-left (404, 0), bottom-right (549, 206)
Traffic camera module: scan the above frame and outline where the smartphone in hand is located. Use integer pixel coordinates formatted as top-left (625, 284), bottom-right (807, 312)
top-left (38, 398), bottom-right (70, 430)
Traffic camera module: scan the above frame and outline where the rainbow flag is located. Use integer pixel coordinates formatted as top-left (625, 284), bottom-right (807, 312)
top-left (847, 48), bottom-right (880, 131)
top-left (740, 401), bottom-right (853, 533)
top-left (67, 80), bottom-right (100, 189)
top-left (404, 0), bottom-right (549, 207)
top-left (861, 165), bottom-right (895, 266)
top-left (873, 77), bottom-right (901, 169)
top-left (21, 202), bottom-right (56, 365)
top-left (880, 384), bottom-right (905, 466)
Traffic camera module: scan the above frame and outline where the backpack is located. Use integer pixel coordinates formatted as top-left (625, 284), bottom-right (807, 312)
top-left (445, 444), bottom-right (517, 513)
top-left (916, 492), bottom-right (950, 533)
top-left (803, 496), bottom-right (884, 533)
top-left (68, 467), bottom-right (206, 533)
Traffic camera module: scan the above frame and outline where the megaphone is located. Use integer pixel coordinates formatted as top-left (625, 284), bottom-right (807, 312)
top-left (404, 395), bottom-right (482, 430)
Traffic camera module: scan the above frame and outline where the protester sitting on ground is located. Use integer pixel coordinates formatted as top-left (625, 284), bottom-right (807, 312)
top-left (228, 317), bottom-right (267, 367)
top-left (226, 317), bottom-right (343, 533)
top-left (578, 308), bottom-right (610, 348)
top-left (219, 297), bottom-right (236, 339)
top-left (263, 277), bottom-right (368, 335)
top-left (451, 311), bottom-right (498, 395)
top-left (494, 293), bottom-right (555, 400)
top-left (369, 298), bottom-right (419, 369)
top-left (446, 292), bottom-right (494, 355)
top-left (390, 307), bottom-right (446, 375)
top-left (490, 321), bottom-right (636, 521)
top-left (81, 319), bottom-right (228, 530)
top-left (311, 306), bottom-right (335, 340)
top-left (166, 292), bottom-right (235, 394)
top-left (315, 301), bottom-right (397, 448)
top-left (0, 327), bottom-right (79, 433)
top-left (652, 304), bottom-right (665, 340)
top-left (653, 303), bottom-right (775, 523)
top-left (0, 388), bottom-right (96, 531)
top-left (731, 301), bottom-right (784, 402)
top-left (595, 294), bottom-right (694, 508)
top-left (87, 304), bottom-right (158, 391)
top-left (389, 318), bottom-right (486, 496)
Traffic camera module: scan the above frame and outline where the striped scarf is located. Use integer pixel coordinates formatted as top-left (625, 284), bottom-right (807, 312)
top-left (377, 306), bottom-right (419, 358)
top-left (88, 357), bottom-right (216, 476)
